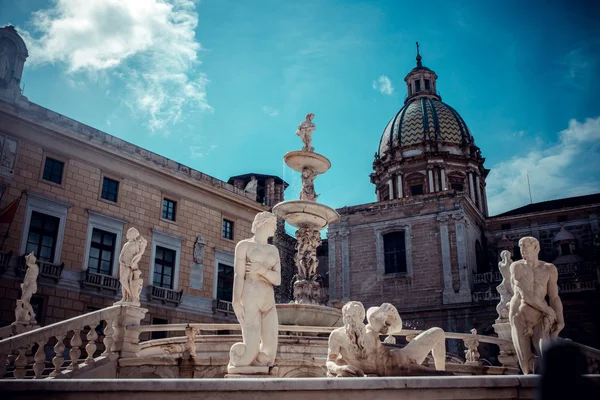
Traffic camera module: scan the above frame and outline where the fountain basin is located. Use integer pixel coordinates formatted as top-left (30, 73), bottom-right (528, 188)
top-left (273, 200), bottom-right (340, 229)
top-left (284, 151), bottom-right (331, 174)
top-left (277, 303), bottom-right (343, 327)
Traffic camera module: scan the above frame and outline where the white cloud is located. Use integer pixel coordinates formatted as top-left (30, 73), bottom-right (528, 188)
top-left (372, 75), bottom-right (394, 95)
top-left (20, 0), bottom-right (211, 131)
top-left (262, 106), bottom-right (279, 117)
top-left (487, 116), bottom-right (600, 215)
top-left (189, 144), bottom-right (217, 159)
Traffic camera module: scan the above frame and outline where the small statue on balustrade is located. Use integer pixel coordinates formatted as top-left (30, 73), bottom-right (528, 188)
top-left (296, 113), bottom-right (316, 152)
top-left (14, 252), bottom-right (39, 324)
top-left (326, 301), bottom-right (447, 377)
top-left (117, 227), bottom-right (148, 306)
top-left (228, 212), bottom-right (281, 375)
top-left (509, 236), bottom-right (564, 375)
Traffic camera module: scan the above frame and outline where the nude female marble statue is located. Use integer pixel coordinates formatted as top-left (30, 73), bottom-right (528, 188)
top-left (15, 252), bottom-right (39, 323)
top-left (326, 301), bottom-right (446, 377)
top-left (509, 236), bottom-right (564, 374)
top-left (496, 250), bottom-right (514, 321)
top-left (118, 227), bottom-right (147, 305)
top-left (296, 113), bottom-right (316, 152)
top-left (228, 211), bottom-right (281, 374)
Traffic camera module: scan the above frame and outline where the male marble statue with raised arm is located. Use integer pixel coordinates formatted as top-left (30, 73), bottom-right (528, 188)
top-left (509, 236), bottom-right (564, 374)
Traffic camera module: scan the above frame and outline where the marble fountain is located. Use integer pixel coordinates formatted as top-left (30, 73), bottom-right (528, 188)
top-left (0, 115), bottom-right (599, 399)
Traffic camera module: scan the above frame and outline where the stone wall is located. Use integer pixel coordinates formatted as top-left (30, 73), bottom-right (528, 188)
top-left (0, 98), bottom-right (267, 327)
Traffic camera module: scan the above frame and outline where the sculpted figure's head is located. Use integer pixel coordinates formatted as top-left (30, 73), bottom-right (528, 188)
top-left (342, 301), bottom-right (371, 359)
top-left (252, 211), bottom-right (277, 237)
top-left (25, 251), bottom-right (37, 265)
top-left (519, 237), bottom-right (540, 261)
top-left (366, 303), bottom-right (403, 335)
top-left (126, 227), bottom-right (140, 241)
top-left (306, 113), bottom-right (314, 122)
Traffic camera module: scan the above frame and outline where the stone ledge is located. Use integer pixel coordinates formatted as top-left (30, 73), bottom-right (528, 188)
top-left (2, 376), bottom-right (599, 400)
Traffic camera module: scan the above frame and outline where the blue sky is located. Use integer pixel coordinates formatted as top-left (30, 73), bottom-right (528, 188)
top-left (2, 0), bottom-right (599, 216)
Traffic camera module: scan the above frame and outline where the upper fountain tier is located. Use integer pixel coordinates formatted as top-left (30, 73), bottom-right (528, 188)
top-left (283, 150), bottom-right (331, 175)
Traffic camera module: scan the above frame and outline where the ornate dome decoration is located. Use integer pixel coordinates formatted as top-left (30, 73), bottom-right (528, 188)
top-left (370, 43), bottom-right (489, 216)
top-left (378, 98), bottom-right (474, 157)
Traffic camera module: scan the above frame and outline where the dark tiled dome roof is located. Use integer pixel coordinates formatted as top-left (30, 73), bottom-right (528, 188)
top-left (378, 97), bottom-right (474, 157)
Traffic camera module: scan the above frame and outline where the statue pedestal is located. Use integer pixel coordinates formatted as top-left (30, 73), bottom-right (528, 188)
top-left (225, 365), bottom-right (278, 378)
top-left (111, 304), bottom-right (148, 358)
top-left (492, 321), bottom-right (519, 369)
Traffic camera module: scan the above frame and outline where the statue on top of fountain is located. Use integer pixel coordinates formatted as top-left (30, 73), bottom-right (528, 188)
top-left (326, 301), bottom-right (446, 377)
top-left (296, 113), bottom-right (316, 152)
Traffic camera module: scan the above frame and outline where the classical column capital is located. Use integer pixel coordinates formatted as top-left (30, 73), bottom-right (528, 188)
top-left (452, 211), bottom-right (468, 224)
top-left (339, 229), bottom-right (350, 238)
top-left (327, 231), bottom-right (339, 240)
top-left (436, 214), bottom-right (451, 223)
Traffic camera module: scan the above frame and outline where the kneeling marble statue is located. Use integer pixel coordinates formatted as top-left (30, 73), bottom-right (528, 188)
top-left (327, 301), bottom-right (446, 377)
top-left (509, 236), bottom-right (564, 374)
top-left (228, 211), bottom-right (281, 375)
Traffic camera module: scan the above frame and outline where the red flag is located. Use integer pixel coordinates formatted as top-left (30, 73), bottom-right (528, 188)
top-left (0, 196), bottom-right (20, 224)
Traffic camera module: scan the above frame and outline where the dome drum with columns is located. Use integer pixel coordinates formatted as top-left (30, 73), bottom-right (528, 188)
top-left (371, 44), bottom-right (489, 216)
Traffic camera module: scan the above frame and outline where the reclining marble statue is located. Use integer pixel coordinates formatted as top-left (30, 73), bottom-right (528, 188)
top-left (509, 236), bottom-right (564, 374)
top-left (117, 227), bottom-right (147, 306)
top-left (228, 211), bottom-right (281, 375)
top-left (326, 301), bottom-right (446, 377)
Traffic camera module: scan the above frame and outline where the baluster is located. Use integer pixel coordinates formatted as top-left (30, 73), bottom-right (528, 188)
top-left (33, 339), bottom-right (48, 379)
top-left (50, 334), bottom-right (66, 377)
top-left (68, 329), bottom-right (82, 370)
top-left (0, 352), bottom-right (7, 379)
top-left (13, 346), bottom-right (28, 379)
top-left (86, 323), bottom-right (99, 364)
top-left (102, 319), bottom-right (115, 356)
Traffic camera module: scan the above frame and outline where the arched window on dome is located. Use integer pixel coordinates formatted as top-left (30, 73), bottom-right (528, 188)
top-left (405, 173), bottom-right (425, 197)
top-left (447, 172), bottom-right (466, 192)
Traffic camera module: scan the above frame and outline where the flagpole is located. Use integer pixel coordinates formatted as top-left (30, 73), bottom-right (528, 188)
top-left (0, 191), bottom-right (24, 251)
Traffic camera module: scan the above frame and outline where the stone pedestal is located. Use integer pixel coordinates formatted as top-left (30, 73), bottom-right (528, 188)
top-left (111, 304), bottom-right (148, 358)
top-left (493, 321), bottom-right (519, 369)
top-left (225, 365), bottom-right (278, 378)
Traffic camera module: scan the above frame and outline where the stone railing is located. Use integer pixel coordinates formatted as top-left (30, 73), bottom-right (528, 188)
top-left (17, 257), bottom-right (64, 283)
top-left (0, 305), bottom-right (123, 379)
top-left (147, 285), bottom-right (183, 306)
top-left (472, 289), bottom-right (500, 302)
top-left (129, 322), bottom-right (519, 372)
top-left (213, 299), bottom-right (235, 314)
top-left (472, 271), bottom-right (502, 285)
top-left (81, 270), bottom-right (120, 292)
top-left (559, 280), bottom-right (597, 293)
top-left (557, 262), bottom-right (597, 276)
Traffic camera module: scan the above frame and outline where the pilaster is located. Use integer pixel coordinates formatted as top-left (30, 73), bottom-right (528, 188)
top-left (327, 231), bottom-right (339, 302)
top-left (340, 229), bottom-right (350, 301)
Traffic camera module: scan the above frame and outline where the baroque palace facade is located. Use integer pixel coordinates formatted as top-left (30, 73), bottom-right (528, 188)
top-left (326, 49), bottom-right (600, 350)
top-left (0, 26), bottom-right (291, 333)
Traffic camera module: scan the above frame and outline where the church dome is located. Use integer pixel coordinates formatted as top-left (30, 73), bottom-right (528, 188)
top-left (378, 97), bottom-right (473, 157)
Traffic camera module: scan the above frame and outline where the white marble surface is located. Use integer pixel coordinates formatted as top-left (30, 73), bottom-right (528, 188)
top-left (283, 150), bottom-right (331, 174)
top-left (117, 227), bottom-right (147, 306)
top-left (272, 200), bottom-right (339, 229)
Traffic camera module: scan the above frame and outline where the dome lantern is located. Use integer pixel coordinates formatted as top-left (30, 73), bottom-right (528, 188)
top-left (404, 43), bottom-right (440, 104)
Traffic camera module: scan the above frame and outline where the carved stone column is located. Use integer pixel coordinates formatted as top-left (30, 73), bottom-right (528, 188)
top-left (396, 173), bottom-right (404, 198)
top-left (475, 174), bottom-right (483, 211)
top-left (427, 167), bottom-right (435, 193)
top-left (468, 170), bottom-right (476, 202)
top-left (440, 167), bottom-right (446, 191)
top-left (293, 227), bottom-right (322, 304)
top-left (327, 231), bottom-right (339, 302)
top-left (387, 179), bottom-right (394, 200)
top-left (376, 189), bottom-right (381, 202)
top-left (437, 214), bottom-right (454, 299)
top-left (340, 229), bottom-right (350, 301)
